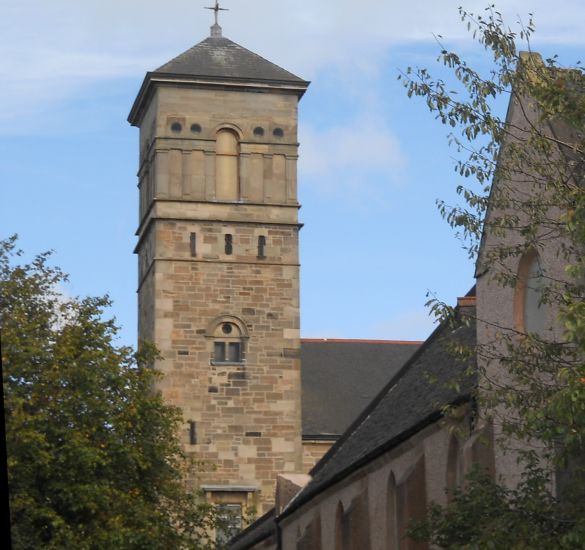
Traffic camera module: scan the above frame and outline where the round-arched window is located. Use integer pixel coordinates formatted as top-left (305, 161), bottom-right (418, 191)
top-left (515, 250), bottom-right (546, 334)
top-left (213, 322), bottom-right (242, 363)
top-left (207, 316), bottom-right (248, 364)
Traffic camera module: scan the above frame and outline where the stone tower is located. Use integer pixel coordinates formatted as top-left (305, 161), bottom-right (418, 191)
top-left (128, 23), bottom-right (309, 515)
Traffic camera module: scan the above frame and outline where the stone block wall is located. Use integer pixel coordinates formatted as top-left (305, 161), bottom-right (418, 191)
top-left (302, 440), bottom-right (335, 474)
top-left (138, 216), bottom-right (302, 511)
top-left (136, 87), bottom-right (300, 222)
top-left (134, 79), bottom-right (305, 513)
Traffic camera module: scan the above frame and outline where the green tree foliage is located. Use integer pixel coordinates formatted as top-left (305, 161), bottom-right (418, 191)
top-left (1, 236), bottom-right (216, 549)
top-left (399, 5), bottom-right (585, 548)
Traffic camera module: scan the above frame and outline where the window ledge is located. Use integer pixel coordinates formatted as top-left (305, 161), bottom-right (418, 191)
top-left (202, 484), bottom-right (259, 493)
top-left (210, 360), bottom-right (246, 367)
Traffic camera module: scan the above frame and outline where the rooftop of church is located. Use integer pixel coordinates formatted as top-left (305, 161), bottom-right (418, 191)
top-left (155, 29), bottom-right (307, 85)
top-left (128, 21), bottom-right (309, 126)
top-left (232, 295), bottom-right (477, 549)
top-left (300, 338), bottom-right (422, 438)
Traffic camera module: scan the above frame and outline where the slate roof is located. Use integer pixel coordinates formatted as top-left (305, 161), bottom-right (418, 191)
top-left (155, 35), bottom-right (307, 84)
top-left (128, 31), bottom-right (308, 126)
top-left (283, 298), bottom-right (477, 518)
top-left (300, 340), bottom-right (421, 438)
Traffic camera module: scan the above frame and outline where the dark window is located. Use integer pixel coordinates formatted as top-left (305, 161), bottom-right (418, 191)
top-left (257, 235), bottom-right (266, 258)
top-left (211, 321), bottom-right (245, 364)
top-left (216, 504), bottom-right (242, 545)
top-left (227, 342), bottom-right (241, 362)
top-left (189, 421), bottom-right (197, 445)
top-left (225, 234), bottom-right (233, 255)
top-left (214, 342), bottom-right (225, 362)
top-left (273, 127), bottom-right (284, 137)
top-left (214, 341), bottom-right (241, 363)
top-left (190, 123), bottom-right (202, 134)
top-left (190, 232), bottom-right (197, 257)
top-left (253, 126), bottom-right (264, 137)
top-left (171, 122), bottom-right (182, 133)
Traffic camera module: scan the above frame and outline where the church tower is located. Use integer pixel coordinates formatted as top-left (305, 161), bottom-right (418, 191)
top-left (128, 17), bottom-right (309, 515)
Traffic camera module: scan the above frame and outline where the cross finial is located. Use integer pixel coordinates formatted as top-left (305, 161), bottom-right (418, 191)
top-left (205, 1), bottom-right (228, 37)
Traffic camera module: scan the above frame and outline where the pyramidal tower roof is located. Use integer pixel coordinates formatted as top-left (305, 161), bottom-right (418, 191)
top-left (128, 24), bottom-right (309, 126)
top-left (155, 32), bottom-right (305, 84)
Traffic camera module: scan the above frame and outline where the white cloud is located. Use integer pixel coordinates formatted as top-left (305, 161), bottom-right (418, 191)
top-left (299, 114), bottom-right (406, 195)
top-left (0, 48), bottom-right (154, 127)
top-left (1, 0), bottom-right (584, 130)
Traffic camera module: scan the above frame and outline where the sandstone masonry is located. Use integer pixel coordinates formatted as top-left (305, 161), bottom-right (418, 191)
top-left (129, 30), bottom-right (309, 514)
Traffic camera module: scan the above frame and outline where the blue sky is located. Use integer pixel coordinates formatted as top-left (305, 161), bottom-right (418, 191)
top-left (1, 1), bottom-right (584, 347)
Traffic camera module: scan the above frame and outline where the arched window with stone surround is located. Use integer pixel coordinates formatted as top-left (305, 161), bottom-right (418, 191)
top-left (514, 249), bottom-right (547, 335)
top-left (207, 315), bottom-right (248, 365)
top-left (215, 128), bottom-right (240, 201)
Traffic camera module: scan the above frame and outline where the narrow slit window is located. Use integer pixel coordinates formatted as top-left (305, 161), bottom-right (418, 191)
top-left (257, 235), bottom-right (266, 258)
top-left (189, 421), bottom-right (197, 445)
top-left (190, 232), bottom-right (197, 257)
top-left (225, 234), bottom-right (233, 255)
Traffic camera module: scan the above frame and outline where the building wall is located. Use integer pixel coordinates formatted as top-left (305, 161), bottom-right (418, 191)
top-left (302, 440), bottom-right (335, 473)
top-left (136, 87), bottom-right (300, 221)
top-left (135, 82), bottom-right (304, 512)
top-left (281, 425), bottom-right (440, 550)
top-left (276, 417), bottom-right (493, 550)
top-left (476, 91), bottom-right (569, 490)
top-left (262, 414), bottom-right (493, 550)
